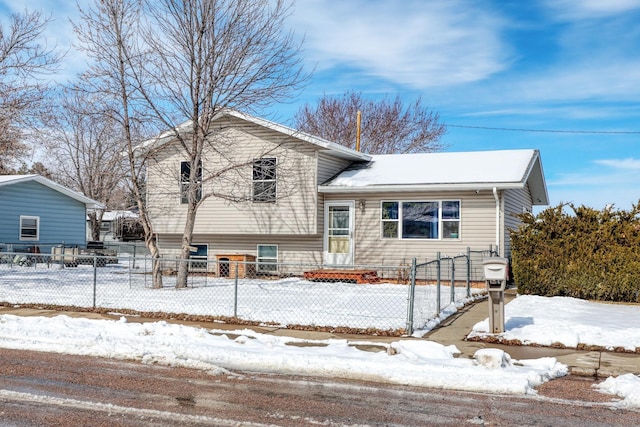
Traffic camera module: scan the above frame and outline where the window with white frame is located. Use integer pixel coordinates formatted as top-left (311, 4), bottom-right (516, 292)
top-left (381, 201), bottom-right (399, 238)
top-left (256, 244), bottom-right (278, 273)
top-left (441, 200), bottom-right (461, 238)
top-left (180, 161), bottom-right (202, 204)
top-left (381, 200), bottom-right (460, 239)
top-left (20, 216), bottom-right (39, 240)
top-left (252, 158), bottom-right (277, 203)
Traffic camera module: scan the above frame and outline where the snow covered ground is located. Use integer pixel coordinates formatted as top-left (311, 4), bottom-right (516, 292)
top-left (0, 313), bottom-right (566, 397)
top-left (0, 262), bottom-right (639, 406)
top-left (469, 295), bottom-right (640, 352)
top-left (0, 261), bottom-right (482, 332)
top-left (469, 294), bottom-right (640, 407)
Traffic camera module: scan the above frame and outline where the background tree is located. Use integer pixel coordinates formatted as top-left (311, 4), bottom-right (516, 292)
top-left (14, 161), bottom-right (52, 177)
top-left (75, 0), bottom-right (307, 288)
top-left (73, 0), bottom-right (165, 287)
top-left (294, 91), bottom-right (447, 154)
top-left (0, 10), bottom-right (61, 172)
top-left (46, 90), bottom-right (130, 241)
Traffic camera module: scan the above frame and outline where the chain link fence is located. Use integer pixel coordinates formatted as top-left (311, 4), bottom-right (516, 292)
top-left (0, 247), bottom-right (495, 336)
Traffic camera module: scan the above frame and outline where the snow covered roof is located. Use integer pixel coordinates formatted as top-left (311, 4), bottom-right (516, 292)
top-left (87, 210), bottom-right (138, 221)
top-left (0, 175), bottom-right (104, 209)
top-left (135, 109), bottom-right (371, 162)
top-left (320, 149), bottom-right (548, 205)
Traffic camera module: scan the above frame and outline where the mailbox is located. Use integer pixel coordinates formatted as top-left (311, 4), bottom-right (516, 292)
top-left (482, 257), bottom-right (509, 334)
top-left (483, 257), bottom-right (508, 284)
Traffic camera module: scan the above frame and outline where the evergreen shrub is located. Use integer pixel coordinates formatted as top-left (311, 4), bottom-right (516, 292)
top-left (510, 202), bottom-right (640, 302)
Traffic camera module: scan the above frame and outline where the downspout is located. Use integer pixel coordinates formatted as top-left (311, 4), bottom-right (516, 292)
top-left (493, 187), bottom-right (500, 254)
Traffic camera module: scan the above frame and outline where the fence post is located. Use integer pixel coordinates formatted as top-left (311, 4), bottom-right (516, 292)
top-left (466, 247), bottom-right (471, 298)
top-left (234, 261), bottom-right (239, 317)
top-left (450, 256), bottom-right (455, 303)
top-left (93, 255), bottom-right (97, 308)
top-left (436, 252), bottom-right (441, 314)
top-left (405, 258), bottom-right (417, 336)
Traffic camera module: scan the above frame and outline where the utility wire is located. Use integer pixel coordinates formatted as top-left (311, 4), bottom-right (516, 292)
top-left (447, 124), bottom-right (640, 134)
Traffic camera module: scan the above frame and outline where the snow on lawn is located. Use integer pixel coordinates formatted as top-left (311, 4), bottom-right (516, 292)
top-left (469, 295), bottom-right (640, 351)
top-left (469, 294), bottom-right (640, 407)
top-left (0, 313), bottom-right (567, 395)
top-left (0, 263), bottom-right (483, 332)
top-left (3, 264), bottom-right (640, 403)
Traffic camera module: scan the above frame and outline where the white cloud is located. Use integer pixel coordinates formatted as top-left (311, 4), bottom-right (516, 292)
top-left (547, 186), bottom-right (639, 210)
top-left (542, 0), bottom-right (640, 20)
top-left (521, 62), bottom-right (640, 102)
top-left (547, 163), bottom-right (640, 209)
top-left (290, 0), bottom-right (509, 89)
top-left (595, 158), bottom-right (640, 170)
top-left (449, 58), bottom-right (640, 111)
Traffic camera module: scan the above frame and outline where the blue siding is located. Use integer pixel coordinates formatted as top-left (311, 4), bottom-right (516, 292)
top-left (0, 181), bottom-right (87, 247)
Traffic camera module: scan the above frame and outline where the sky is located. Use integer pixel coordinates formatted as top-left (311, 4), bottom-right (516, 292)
top-left (1, 0), bottom-right (640, 210)
top-left (283, 0), bottom-right (640, 211)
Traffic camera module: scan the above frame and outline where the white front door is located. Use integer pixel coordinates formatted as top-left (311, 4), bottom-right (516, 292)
top-left (324, 201), bottom-right (354, 266)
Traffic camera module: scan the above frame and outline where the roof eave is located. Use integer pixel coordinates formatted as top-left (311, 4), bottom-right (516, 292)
top-left (38, 177), bottom-right (105, 209)
top-left (225, 110), bottom-right (371, 161)
top-left (134, 109), bottom-right (371, 162)
top-left (318, 182), bottom-right (527, 194)
top-left (521, 150), bottom-right (549, 206)
top-left (2, 175), bottom-right (105, 209)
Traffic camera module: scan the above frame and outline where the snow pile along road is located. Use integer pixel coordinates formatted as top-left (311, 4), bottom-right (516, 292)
top-left (0, 314), bottom-right (566, 395)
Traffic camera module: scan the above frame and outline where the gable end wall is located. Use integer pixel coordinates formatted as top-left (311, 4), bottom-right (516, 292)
top-left (147, 117), bottom-right (325, 236)
top-left (503, 186), bottom-right (533, 258)
top-left (0, 181), bottom-right (87, 246)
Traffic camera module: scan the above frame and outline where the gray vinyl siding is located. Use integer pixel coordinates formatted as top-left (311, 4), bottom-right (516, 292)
top-left (157, 233), bottom-right (324, 264)
top-left (0, 181), bottom-right (87, 247)
top-left (326, 190), bottom-right (499, 266)
top-left (147, 117), bottom-right (320, 236)
top-left (503, 186), bottom-right (533, 258)
top-left (317, 152), bottom-right (352, 184)
top-left (316, 152), bottom-right (354, 234)
top-left (154, 188), bottom-right (516, 266)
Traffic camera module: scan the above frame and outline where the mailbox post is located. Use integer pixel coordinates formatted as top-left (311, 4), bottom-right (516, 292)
top-left (482, 257), bottom-right (508, 333)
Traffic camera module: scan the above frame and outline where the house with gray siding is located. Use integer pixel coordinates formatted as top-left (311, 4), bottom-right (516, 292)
top-left (0, 175), bottom-right (102, 253)
top-left (141, 109), bottom-right (548, 270)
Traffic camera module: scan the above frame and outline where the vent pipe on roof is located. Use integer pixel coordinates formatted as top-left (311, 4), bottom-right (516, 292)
top-left (355, 110), bottom-right (362, 152)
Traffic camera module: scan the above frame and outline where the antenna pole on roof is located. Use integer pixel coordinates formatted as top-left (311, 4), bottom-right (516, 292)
top-left (356, 110), bottom-right (362, 152)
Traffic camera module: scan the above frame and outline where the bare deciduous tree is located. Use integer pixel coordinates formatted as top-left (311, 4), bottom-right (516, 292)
top-left (0, 10), bottom-right (61, 172)
top-left (294, 91), bottom-right (447, 154)
top-left (75, 0), bottom-right (307, 288)
top-left (73, 0), bottom-right (165, 287)
top-left (46, 90), bottom-right (130, 241)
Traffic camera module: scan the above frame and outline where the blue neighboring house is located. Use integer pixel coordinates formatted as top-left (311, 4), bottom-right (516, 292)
top-left (0, 175), bottom-right (102, 253)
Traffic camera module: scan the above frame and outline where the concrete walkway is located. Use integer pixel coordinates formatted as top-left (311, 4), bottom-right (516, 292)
top-left (423, 290), bottom-right (640, 378)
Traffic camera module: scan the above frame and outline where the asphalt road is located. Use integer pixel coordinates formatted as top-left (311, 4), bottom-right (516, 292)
top-left (0, 348), bottom-right (637, 426)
